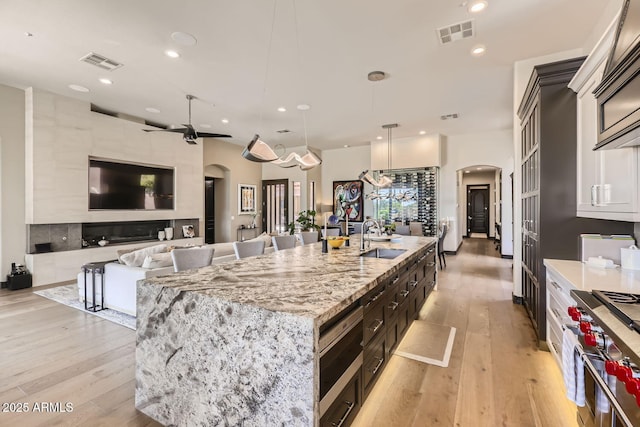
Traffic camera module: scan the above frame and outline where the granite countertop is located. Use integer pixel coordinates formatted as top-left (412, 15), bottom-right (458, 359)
top-left (141, 235), bottom-right (436, 325)
top-left (544, 258), bottom-right (640, 293)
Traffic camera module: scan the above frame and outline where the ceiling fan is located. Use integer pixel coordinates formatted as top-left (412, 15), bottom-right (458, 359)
top-left (143, 94), bottom-right (231, 144)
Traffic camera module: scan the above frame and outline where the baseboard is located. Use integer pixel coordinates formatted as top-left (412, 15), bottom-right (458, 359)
top-left (501, 254), bottom-right (513, 259)
top-left (512, 294), bottom-right (523, 305)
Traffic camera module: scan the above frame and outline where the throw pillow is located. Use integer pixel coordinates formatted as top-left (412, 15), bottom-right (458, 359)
top-left (141, 252), bottom-right (173, 269)
top-left (120, 244), bottom-right (168, 267)
top-left (247, 232), bottom-right (272, 247)
top-left (117, 247), bottom-right (142, 264)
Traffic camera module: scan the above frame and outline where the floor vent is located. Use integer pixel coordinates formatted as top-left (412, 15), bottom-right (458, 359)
top-left (79, 52), bottom-right (123, 71)
top-left (437, 20), bottom-right (474, 45)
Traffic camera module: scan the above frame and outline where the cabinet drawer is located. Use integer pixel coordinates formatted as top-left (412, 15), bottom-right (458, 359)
top-left (362, 283), bottom-right (386, 313)
top-left (547, 286), bottom-right (575, 325)
top-left (363, 298), bottom-right (386, 346)
top-left (385, 289), bottom-right (402, 320)
top-left (320, 368), bottom-right (362, 427)
top-left (547, 314), bottom-right (563, 366)
top-left (363, 333), bottom-right (386, 394)
top-left (386, 315), bottom-right (399, 355)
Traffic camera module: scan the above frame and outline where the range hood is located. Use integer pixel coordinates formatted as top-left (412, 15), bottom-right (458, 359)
top-left (594, 0), bottom-right (640, 150)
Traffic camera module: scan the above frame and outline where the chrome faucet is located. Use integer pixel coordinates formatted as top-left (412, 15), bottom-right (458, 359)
top-left (361, 217), bottom-right (380, 252)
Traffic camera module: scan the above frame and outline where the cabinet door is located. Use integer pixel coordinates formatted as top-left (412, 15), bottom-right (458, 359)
top-left (577, 62), bottom-right (639, 216)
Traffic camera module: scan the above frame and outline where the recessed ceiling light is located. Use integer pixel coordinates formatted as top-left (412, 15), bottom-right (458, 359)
top-left (376, 136), bottom-right (383, 140)
top-left (145, 107), bottom-right (160, 113)
top-left (165, 50), bottom-right (180, 58)
top-left (464, 170), bottom-right (470, 174)
top-left (476, 167), bottom-right (483, 170)
top-left (468, 1), bottom-right (488, 13)
top-left (171, 31), bottom-right (197, 46)
top-left (297, 104), bottom-right (310, 111)
top-left (99, 78), bottom-right (113, 85)
top-left (277, 107), bottom-right (286, 112)
top-left (344, 144), bottom-right (350, 148)
top-left (221, 118), bottom-right (229, 124)
top-left (419, 130), bottom-right (426, 135)
top-left (68, 84), bottom-right (89, 93)
top-left (471, 45), bottom-right (486, 56)
top-left (200, 124), bottom-right (212, 129)
top-left (24, 32), bottom-right (33, 37)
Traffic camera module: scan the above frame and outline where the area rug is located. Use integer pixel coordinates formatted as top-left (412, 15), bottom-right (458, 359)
top-left (394, 320), bottom-right (456, 367)
top-left (34, 284), bottom-right (136, 330)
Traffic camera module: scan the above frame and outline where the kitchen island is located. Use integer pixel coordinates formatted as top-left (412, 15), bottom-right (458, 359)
top-left (135, 236), bottom-right (436, 426)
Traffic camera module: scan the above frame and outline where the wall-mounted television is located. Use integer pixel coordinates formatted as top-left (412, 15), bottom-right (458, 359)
top-left (89, 158), bottom-right (174, 210)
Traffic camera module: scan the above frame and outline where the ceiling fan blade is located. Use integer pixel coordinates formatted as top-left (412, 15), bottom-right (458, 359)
top-left (143, 128), bottom-right (188, 134)
top-left (195, 132), bottom-right (232, 138)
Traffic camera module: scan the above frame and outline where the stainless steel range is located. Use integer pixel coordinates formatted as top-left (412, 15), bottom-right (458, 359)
top-left (570, 289), bottom-right (640, 427)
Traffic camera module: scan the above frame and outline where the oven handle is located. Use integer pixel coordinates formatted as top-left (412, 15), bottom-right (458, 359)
top-left (571, 334), bottom-right (634, 427)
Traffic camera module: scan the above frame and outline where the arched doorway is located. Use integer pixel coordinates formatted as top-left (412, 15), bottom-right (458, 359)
top-left (204, 164), bottom-right (229, 244)
top-left (457, 165), bottom-right (502, 245)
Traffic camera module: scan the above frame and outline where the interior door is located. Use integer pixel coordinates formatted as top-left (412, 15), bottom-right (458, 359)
top-left (204, 178), bottom-right (215, 243)
top-left (262, 179), bottom-right (289, 234)
top-left (467, 187), bottom-right (489, 235)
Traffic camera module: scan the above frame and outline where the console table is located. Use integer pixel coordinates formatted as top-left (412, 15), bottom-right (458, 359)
top-left (237, 227), bottom-right (259, 241)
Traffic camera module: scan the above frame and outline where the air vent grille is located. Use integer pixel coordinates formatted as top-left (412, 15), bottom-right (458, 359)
top-left (276, 129), bottom-right (291, 133)
top-left (441, 113), bottom-right (459, 120)
top-left (437, 20), bottom-right (474, 45)
top-left (79, 52), bottom-right (123, 71)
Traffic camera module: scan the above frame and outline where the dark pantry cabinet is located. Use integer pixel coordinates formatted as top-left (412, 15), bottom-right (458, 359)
top-left (517, 57), bottom-right (634, 346)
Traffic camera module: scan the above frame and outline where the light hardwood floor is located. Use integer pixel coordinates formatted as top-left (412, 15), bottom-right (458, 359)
top-left (352, 238), bottom-right (578, 427)
top-left (0, 238), bottom-right (576, 426)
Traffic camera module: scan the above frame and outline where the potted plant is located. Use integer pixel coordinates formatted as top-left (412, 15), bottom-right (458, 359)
top-left (383, 223), bottom-right (396, 235)
top-left (287, 210), bottom-right (321, 235)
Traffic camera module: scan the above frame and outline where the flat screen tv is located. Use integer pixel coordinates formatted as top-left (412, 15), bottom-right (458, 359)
top-left (89, 158), bottom-right (174, 210)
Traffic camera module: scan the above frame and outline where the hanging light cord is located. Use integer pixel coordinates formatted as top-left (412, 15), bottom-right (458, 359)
top-left (259, 1), bottom-right (278, 130)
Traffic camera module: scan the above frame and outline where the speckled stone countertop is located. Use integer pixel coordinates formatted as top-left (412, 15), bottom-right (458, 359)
top-left (140, 235), bottom-right (436, 326)
top-left (135, 236), bottom-right (436, 427)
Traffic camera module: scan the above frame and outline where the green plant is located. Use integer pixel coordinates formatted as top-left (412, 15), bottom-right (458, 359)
top-left (383, 223), bottom-right (396, 234)
top-left (287, 210), bottom-right (320, 235)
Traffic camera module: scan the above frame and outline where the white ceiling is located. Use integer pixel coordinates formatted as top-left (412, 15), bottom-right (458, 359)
top-left (0, 0), bottom-right (617, 151)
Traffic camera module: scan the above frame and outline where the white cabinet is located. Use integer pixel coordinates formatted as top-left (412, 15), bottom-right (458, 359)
top-left (571, 19), bottom-right (640, 221)
top-left (546, 268), bottom-right (577, 369)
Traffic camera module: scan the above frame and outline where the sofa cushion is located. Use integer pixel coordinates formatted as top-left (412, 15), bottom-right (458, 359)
top-left (120, 244), bottom-right (168, 267)
top-left (142, 252), bottom-right (173, 269)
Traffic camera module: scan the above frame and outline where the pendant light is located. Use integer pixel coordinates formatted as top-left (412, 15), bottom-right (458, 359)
top-left (242, 0), bottom-right (321, 170)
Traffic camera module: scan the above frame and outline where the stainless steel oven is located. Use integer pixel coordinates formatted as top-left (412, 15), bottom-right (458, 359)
top-left (318, 303), bottom-right (363, 422)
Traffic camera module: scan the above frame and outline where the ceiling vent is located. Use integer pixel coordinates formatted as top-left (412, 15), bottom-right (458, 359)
top-left (79, 52), bottom-right (123, 71)
top-left (441, 113), bottom-right (459, 120)
top-left (276, 129), bottom-right (291, 133)
top-left (437, 20), bottom-right (474, 45)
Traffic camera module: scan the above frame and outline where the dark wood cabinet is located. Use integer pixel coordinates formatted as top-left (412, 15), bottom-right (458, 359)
top-left (517, 58), bottom-right (634, 345)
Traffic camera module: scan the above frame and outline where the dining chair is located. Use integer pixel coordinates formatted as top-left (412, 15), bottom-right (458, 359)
top-left (409, 222), bottom-right (423, 236)
top-left (298, 231), bottom-right (319, 245)
top-left (272, 235), bottom-right (297, 251)
top-left (321, 228), bottom-right (341, 238)
top-left (438, 224), bottom-right (448, 269)
top-left (171, 246), bottom-right (215, 272)
top-left (395, 225), bottom-right (411, 236)
top-left (233, 240), bottom-right (265, 259)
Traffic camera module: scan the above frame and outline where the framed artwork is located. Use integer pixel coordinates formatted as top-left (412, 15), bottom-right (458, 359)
top-left (333, 180), bottom-right (364, 222)
top-left (238, 184), bottom-right (257, 215)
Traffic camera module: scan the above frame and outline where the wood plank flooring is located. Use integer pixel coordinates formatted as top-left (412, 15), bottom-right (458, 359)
top-left (0, 238), bottom-right (576, 426)
top-left (352, 238), bottom-right (577, 427)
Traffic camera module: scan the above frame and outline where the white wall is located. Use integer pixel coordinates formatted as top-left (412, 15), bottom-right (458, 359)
top-left (203, 138), bottom-right (262, 243)
top-left (371, 134), bottom-right (442, 170)
top-left (321, 145), bottom-right (374, 221)
top-left (0, 84), bottom-right (26, 278)
top-left (25, 88), bottom-right (204, 225)
top-left (441, 130), bottom-right (514, 256)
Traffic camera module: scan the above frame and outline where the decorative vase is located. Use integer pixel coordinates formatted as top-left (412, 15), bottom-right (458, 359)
top-left (164, 227), bottom-right (173, 240)
top-left (158, 230), bottom-right (166, 241)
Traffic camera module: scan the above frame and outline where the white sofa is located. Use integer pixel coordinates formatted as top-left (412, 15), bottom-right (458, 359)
top-left (78, 234), bottom-right (274, 316)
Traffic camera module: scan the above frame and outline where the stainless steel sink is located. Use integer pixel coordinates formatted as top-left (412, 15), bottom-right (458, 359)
top-left (360, 248), bottom-right (407, 259)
